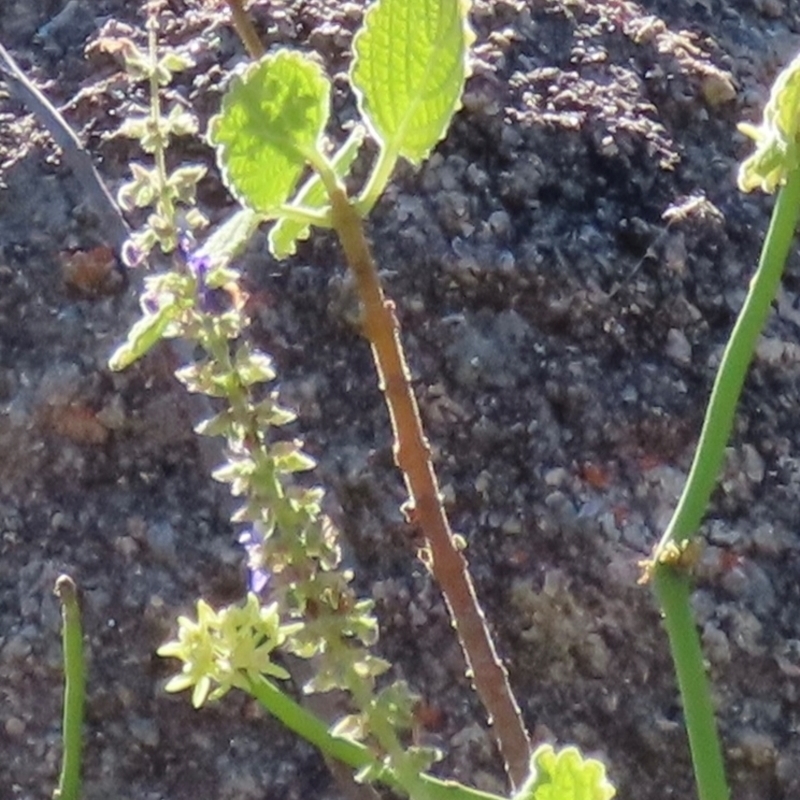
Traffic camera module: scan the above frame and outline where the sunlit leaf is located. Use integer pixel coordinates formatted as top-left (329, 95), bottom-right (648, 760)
top-left (351, 0), bottom-right (473, 164)
top-left (210, 50), bottom-right (331, 213)
top-left (196, 207), bottom-right (263, 270)
top-left (513, 744), bottom-right (616, 800)
top-left (108, 304), bottom-right (178, 370)
top-left (739, 52), bottom-right (800, 193)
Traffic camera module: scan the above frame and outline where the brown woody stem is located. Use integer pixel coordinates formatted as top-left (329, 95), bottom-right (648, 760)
top-left (329, 186), bottom-right (531, 789)
top-left (223, 0), bottom-right (265, 59)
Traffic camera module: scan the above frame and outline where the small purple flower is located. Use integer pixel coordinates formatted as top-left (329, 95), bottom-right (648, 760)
top-left (141, 289), bottom-right (160, 314)
top-left (180, 234), bottom-right (227, 314)
top-left (239, 526), bottom-right (271, 594)
top-left (121, 240), bottom-right (145, 269)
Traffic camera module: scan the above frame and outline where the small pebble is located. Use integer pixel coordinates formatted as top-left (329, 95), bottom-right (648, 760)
top-left (145, 521), bottom-right (177, 563)
top-left (702, 622), bottom-right (731, 666)
top-left (5, 716), bottom-right (26, 737)
top-left (665, 328), bottom-right (692, 365)
top-left (731, 730), bottom-right (776, 768)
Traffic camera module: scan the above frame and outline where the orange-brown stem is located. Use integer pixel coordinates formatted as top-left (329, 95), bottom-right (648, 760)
top-left (329, 186), bottom-right (531, 789)
top-left (223, 0), bottom-right (265, 59)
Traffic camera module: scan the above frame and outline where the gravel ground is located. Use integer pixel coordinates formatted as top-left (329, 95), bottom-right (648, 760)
top-left (2, 1), bottom-right (800, 798)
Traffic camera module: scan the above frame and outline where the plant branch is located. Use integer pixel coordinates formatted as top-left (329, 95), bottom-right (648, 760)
top-left (328, 185), bottom-right (531, 789)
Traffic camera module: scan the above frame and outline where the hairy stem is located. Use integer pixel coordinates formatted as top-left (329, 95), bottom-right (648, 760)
top-left (53, 575), bottom-right (85, 800)
top-left (651, 165), bottom-right (800, 800)
top-left (222, 0), bottom-right (265, 59)
top-left (328, 185), bottom-right (531, 789)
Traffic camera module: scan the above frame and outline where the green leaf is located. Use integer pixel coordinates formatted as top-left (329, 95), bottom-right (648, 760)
top-left (194, 410), bottom-right (237, 438)
top-left (175, 360), bottom-right (234, 397)
top-left (234, 344), bottom-right (276, 385)
top-left (167, 165), bottom-right (207, 205)
top-left (166, 104), bottom-right (199, 137)
top-left (330, 713), bottom-right (368, 741)
top-left (109, 305), bottom-right (178, 370)
top-left (209, 50), bottom-right (331, 213)
top-left (254, 396), bottom-right (298, 428)
top-left (351, 0), bottom-right (473, 164)
top-left (117, 162), bottom-right (160, 211)
top-left (159, 50), bottom-right (195, 75)
top-left (271, 440), bottom-right (317, 473)
top-left (513, 745), bottom-right (616, 800)
top-left (739, 52), bottom-right (800, 193)
top-left (269, 125), bottom-right (365, 258)
top-left (212, 455), bottom-right (257, 496)
top-left (196, 208), bottom-right (263, 270)
top-left (115, 115), bottom-right (149, 141)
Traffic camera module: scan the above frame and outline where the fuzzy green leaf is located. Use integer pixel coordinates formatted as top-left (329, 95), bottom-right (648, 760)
top-left (159, 50), bottom-right (195, 75)
top-left (109, 304), bottom-right (178, 370)
top-left (513, 745), bottom-right (616, 800)
top-left (234, 345), bottom-right (276, 385)
top-left (175, 360), bottom-right (234, 397)
top-left (212, 456), bottom-right (257, 496)
top-left (194, 410), bottom-right (237, 439)
top-left (115, 115), bottom-right (149, 141)
top-left (351, 0), bottom-right (473, 164)
top-left (210, 50), bottom-right (331, 213)
top-left (269, 125), bottom-right (365, 258)
top-left (739, 52), bottom-right (800, 193)
top-left (197, 208), bottom-right (262, 270)
top-left (167, 165), bottom-right (207, 205)
top-left (254, 396), bottom-right (298, 428)
top-left (272, 440), bottom-right (317, 473)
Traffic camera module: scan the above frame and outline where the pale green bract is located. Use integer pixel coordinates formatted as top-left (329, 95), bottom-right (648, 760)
top-left (108, 302), bottom-right (178, 370)
top-left (196, 207), bottom-right (262, 269)
top-left (209, 50), bottom-right (331, 213)
top-left (512, 745), bottom-right (616, 800)
top-left (738, 52), bottom-right (800, 194)
top-left (351, 0), bottom-right (474, 165)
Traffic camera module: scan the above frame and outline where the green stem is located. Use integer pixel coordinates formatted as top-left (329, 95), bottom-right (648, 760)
top-left (146, 8), bottom-right (175, 241)
top-left (655, 169), bottom-right (800, 553)
top-left (355, 143), bottom-right (399, 217)
top-left (652, 568), bottom-right (728, 800)
top-left (245, 675), bottom-right (505, 800)
top-left (275, 202), bottom-right (332, 228)
top-left (329, 636), bottom-right (436, 800)
top-left (53, 575), bottom-right (85, 800)
top-left (651, 169), bottom-right (800, 800)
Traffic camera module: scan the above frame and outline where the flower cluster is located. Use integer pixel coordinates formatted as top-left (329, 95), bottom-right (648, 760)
top-left (157, 594), bottom-right (300, 708)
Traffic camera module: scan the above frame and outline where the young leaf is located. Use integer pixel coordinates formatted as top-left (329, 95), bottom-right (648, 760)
top-left (108, 304), bottom-right (178, 370)
top-left (513, 744), bottom-right (616, 800)
top-left (269, 125), bottom-right (366, 258)
top-left (196, 207), bottom-right (263, 270)
top-left (739, 52), bottom-right (800, 193)
top-left (351, 0), bottom-right (473, 164)
top-left (209, 50), bottom-right (331, 213)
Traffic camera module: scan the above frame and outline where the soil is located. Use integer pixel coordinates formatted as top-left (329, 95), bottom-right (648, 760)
top-left (2, 1), bottom-right (800, 799)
